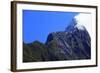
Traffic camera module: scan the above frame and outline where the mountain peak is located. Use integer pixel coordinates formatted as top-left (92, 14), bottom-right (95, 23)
top-left (65, 18), bottom-right (77, 32)
top-left (65, 18), bottom-right (86, 32)
top-left (75, 24), bottom-right (86, 30)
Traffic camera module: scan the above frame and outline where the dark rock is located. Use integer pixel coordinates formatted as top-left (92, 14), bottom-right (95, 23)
top-left (46, 21), bottom-right (91, 60)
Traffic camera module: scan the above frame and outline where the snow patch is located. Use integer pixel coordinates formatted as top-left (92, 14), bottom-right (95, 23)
top-left (75, 24), bottom-right (85, 30)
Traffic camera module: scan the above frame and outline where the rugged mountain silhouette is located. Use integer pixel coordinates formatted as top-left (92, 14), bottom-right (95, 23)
top-left (23, 41), bottom-right (51, 62)
top-left (23, 18), bottom-right (91, 62)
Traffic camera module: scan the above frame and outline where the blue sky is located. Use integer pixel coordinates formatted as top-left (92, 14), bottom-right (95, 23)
top-left (23, 10), bottom-right (78, 43)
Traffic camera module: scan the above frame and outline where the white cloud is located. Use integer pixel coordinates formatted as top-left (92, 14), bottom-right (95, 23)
top-left (74, 13), bottom-right (92, 37)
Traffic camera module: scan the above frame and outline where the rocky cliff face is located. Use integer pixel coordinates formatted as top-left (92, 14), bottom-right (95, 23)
top-left (46, 24), bottom-right (91, 60)
top-left (23, 18), bottom-right (91, 62)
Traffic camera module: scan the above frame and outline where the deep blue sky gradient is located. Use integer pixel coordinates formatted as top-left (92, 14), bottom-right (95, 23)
top-left (23, 10), bottom-right (78, 43)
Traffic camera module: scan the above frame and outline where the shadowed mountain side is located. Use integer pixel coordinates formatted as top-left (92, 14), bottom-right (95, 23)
top-left (23, 41), bottom-right (51, 62)
top-left (45, 18), bottom-right (91, 60)
top-left (46, 27), bottom-right (91, 60)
